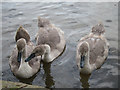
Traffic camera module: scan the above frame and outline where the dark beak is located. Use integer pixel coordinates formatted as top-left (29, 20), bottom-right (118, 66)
top-left (17, 52), bottom-right (22, 63)
top-left (80, 55), bottom-right (85, 68)
top-left (25, 53), bottom-right (35, 62)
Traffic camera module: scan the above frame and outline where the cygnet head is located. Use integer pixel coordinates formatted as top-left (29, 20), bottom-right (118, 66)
top-left (16, 38), bottom-right (26, 62)
top-left (79, 42), bottom-right (89, 68)
top-left (25, 44), bottom-right (50, 62)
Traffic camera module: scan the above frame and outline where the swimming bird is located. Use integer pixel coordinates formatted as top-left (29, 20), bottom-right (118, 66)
top-left (25, 17), bottom-right (66, 63)
top-left (9, 26), bottom-right (41, 79)
top-left (76, 23), bottom-right (109, 74)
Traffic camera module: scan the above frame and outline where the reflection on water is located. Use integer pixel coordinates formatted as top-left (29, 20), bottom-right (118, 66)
top-left (80, 73), bottom-right (91, 88)
top-left (42, 62), bottom-right (55, 88)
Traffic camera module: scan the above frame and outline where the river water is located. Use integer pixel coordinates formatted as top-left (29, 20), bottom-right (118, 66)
top-left (2, 2), bottom-right (119, 88)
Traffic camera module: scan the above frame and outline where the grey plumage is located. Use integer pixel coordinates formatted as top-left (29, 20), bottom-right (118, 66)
top-left (9, 26), bottom-right (40, 78)
top-left (35, 17), bottom-right (66, 62)
top-left (76, 23), bottom-right (109, 74)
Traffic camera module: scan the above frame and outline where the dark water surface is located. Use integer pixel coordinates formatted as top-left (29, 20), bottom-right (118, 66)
top-left (2, 2), bottom-right (119, 88)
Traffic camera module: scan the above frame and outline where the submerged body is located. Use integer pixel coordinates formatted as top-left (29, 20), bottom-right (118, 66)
top-left (76, 24), bottom-right (109, 74)
top-left (9, 26), bottom-right (40, 78)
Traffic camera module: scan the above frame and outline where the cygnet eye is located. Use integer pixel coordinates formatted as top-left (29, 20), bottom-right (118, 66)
top-left (35, 50), bottom-right (39, 53)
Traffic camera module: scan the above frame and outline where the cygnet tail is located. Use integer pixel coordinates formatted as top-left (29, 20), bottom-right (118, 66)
top-left (15, 26), bottom-right (30, 43)
top-left (38, 16), bottom-right (50, 28)
top-left (91, 23), bottom-right (105, 35)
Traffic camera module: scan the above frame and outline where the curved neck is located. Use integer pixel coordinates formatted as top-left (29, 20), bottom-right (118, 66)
top-left (20, 46), bottom-right (27, 64)
top-left (22, 47), bottom-right (26, 58)
top-left (43, 45), bottom-right (52, 62)
top-left (84, 43), bottom-right (90, 68)
top-left (44, 45), bottom-right (51, 54)
top-left (84, 51), bottom-right (90, 68)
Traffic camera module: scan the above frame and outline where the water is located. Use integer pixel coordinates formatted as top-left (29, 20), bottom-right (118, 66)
top-left (2, 2), bottom-right (119, 88)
